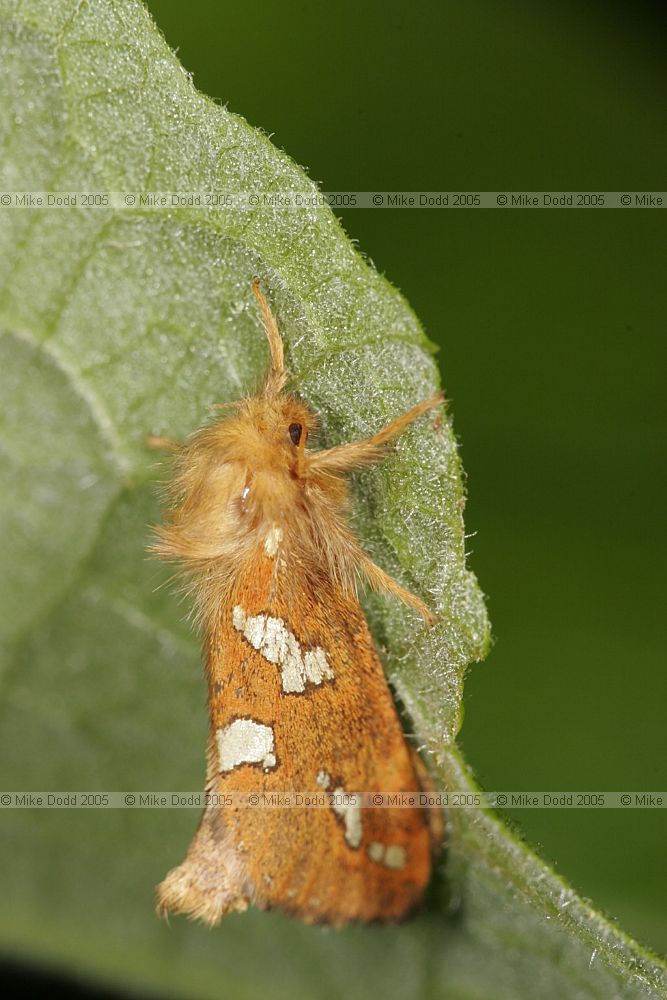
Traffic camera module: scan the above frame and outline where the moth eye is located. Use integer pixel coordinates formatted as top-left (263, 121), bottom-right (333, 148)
top-left (288, 422), bottom-right (302, 446)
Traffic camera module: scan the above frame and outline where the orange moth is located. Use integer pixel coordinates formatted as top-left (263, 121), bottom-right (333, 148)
top-left (150, 279), bottom-right (444, 926)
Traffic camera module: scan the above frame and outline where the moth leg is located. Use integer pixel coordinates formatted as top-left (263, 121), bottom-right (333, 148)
top-left (409, 747), bottom-right (446, 851)
top-left (310, 392), bottom-right (443, 474)
top-left (357, 549), bottom-right (435, 625)
top-left (145, 434), bottom-right (182, 453)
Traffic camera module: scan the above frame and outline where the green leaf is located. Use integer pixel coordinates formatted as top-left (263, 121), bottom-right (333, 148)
top-left (0, 1), bottom-right (664, 997)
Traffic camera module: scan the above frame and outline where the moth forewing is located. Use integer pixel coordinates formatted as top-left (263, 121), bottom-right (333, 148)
top-left (151, 280), bottom-right (444, 926)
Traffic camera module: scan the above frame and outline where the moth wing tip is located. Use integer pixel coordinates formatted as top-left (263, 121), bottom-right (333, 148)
top-left (156, 859), bottom-right (250, 927)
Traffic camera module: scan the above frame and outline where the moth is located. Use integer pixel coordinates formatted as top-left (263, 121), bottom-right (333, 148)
top-left (150, 279), bottom-right (444, 927)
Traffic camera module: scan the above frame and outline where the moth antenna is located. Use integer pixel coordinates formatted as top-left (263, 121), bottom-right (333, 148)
top-left (252, 277), bottom-right (288, 397)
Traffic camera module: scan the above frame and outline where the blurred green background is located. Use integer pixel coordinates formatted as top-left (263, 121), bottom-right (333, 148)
top-left (144, 0), bottom-right (667, 957)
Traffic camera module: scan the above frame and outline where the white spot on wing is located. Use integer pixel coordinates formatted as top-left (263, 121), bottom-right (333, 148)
top-left (264, 525), bottom-right (283, 557)
top-left (232, 606), bottom-right (334, 693)
top-left (303, 648), bottom-right (334, 685)
top-left (368, 841), bottom-right (384, 863)
top-left (316, 770), bottom-right (331, 790)
top-left (331, 787), bottom-right (363, 849)
top-left (216, 719), bottom-right (276, 772)
top-left (383, 844), bottom-right (407, 870)
top-left (366, 841), bottom-right (407, 869)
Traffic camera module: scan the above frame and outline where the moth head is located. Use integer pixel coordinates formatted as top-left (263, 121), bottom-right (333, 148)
top-left (242, 278), bottom-right (316, 478)
top-left (197, 276), bottom-right (318, 487)
top-left (270, 395), bottom-right (314, 460)
top-left (220, 394), bottom-right (316, 480)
